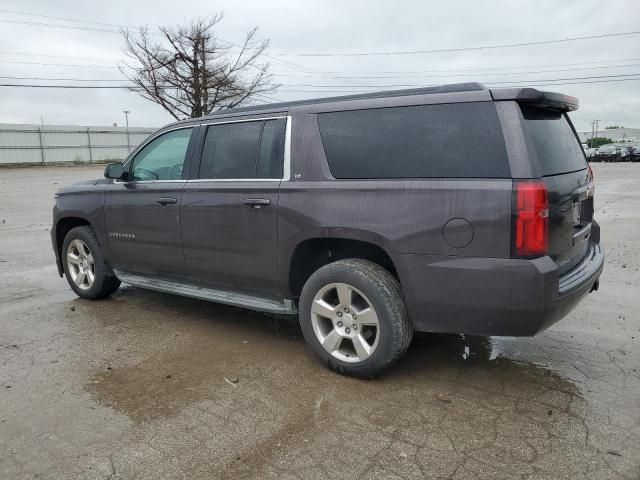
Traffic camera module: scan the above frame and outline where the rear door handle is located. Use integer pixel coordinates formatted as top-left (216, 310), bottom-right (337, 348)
top-left (243, 198), bottom-right (271, 208)
top-left (156, 197), bottom-right (177, 206)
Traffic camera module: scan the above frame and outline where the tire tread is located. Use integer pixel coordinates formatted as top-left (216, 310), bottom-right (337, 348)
top-left (299, 258), bottom-right (413, 378)
top-left (62, 226), bottom-right (120, 300)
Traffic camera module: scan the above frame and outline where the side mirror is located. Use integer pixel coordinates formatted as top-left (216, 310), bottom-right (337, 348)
top-left (104, 162), bottom-right (126, 180)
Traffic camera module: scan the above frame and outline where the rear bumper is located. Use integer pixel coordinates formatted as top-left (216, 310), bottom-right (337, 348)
top-left (397, 240), bottom-right (604, 337)
top-left (558, 243), bottom-right (603, 296)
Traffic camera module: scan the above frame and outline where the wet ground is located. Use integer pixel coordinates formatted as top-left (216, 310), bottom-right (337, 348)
top-left (0, 164), bottom-right (638, 479)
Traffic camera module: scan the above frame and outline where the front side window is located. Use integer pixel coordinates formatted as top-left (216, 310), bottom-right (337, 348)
top-left (130, 128), bottom-right (193, 181)
top-left (198, 118), bottom-right (286, 179)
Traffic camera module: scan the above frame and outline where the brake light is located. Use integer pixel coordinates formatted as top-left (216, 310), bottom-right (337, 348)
top-left (514, 181), bottom-right (549, 257)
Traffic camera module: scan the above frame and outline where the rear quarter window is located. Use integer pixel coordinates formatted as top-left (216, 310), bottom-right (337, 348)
top-left (520, 106), bottom-right (587, 176)
top-left (317, 102), bottom-right (510, 179)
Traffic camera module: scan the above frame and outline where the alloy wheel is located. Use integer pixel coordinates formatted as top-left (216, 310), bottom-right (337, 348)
top-left (66, 239), bottom-right (95, 291)
top-left (310, 282), bottom-right (380, 363)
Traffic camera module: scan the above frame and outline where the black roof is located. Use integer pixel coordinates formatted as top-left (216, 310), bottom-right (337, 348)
top-left (202, 82), bottom-right (487, 118)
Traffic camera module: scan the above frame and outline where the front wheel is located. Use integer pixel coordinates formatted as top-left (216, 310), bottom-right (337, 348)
top-left (299, 259), bottom-right (413, 378)
top-left (62, 226), bottom-right (120, 299)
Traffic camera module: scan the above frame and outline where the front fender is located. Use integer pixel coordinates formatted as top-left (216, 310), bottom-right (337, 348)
top-left (52, 191), bottom-right (106, 276)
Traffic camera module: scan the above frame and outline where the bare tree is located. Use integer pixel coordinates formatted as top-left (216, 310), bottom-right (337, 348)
top-left (120, 15), bottom-right (278, 120)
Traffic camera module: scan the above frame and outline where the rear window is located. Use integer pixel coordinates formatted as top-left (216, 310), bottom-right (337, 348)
top-left (521, 106), bottom-right (587, 176)
top-left (317, 102), bottom-right (509, 179)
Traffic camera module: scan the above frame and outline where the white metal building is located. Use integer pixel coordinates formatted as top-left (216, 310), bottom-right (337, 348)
top-left (0, 123), bottom-right (156, 166)
top-left (577, 127), bottom-right (640, 144)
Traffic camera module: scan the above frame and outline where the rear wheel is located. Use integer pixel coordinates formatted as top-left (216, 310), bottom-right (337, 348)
top-left (299, 259), bottom-right (412, 378)
top-left (62, 226), bottom-right (120, 299)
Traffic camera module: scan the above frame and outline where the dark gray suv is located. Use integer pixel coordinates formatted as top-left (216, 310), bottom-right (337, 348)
top-left (51, 83), bottom-right (604, 377)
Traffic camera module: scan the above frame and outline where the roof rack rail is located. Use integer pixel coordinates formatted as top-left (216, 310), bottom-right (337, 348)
top-left (204, 82), bottom-right (488, 117)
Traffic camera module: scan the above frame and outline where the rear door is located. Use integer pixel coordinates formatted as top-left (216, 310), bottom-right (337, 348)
top-left (181, 117), bottom-right (287, 297)
top-left (520, 106), bottom-right (593, 274)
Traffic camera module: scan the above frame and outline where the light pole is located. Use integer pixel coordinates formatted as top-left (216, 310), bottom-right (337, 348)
top-left (123, 110), bottom-right (131, 153)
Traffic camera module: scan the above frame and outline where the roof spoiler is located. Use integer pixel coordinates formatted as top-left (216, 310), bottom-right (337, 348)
top-left (490, 88), bottom-right (578, 112)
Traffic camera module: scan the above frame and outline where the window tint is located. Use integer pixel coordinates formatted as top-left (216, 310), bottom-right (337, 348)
top-left (520, 106), bottom-right (587, 176)
top-left (256, 119), bottom-right (286, 178)
top-left (199, 119), bottom-right (286, 179)
top-left (317, 103), bottom-right (509, 179)
top-left (131, 128), bottom-right (192, 181)
top-left (199, 122), bottom-right (262, 179)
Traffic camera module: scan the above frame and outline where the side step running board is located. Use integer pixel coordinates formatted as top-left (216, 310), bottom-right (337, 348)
top-left (114, 270), bottom-right (297, 315)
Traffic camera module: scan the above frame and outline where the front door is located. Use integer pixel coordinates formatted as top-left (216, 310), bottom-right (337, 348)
top-left (181, 117), bottom-right (287, 297)
top-left (104, 126), bottom-right (196, 278)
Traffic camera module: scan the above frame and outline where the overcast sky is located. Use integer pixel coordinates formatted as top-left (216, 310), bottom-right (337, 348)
top-left (0, 0), bottom-right (638, 132)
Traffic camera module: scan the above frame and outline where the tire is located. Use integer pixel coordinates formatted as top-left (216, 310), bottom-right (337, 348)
top-left (299, 259), bottom-right (413, 378)
top-left (62, 226), bottom-right (120, 300)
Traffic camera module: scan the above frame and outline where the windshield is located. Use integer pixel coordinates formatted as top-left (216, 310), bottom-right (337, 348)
top-left (599, 145), bottom-right (617, 152)
top-left (521, 106), bottom-right (587, 176)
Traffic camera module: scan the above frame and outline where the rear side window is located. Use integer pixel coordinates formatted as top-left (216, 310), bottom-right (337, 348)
top-left (199, 122), bottom-right (262, 179)
top-left (198, 118), bottom-right (286, 179)
top-left (256, 118), bottom-right (286, 178)
top-left (521, 106), bottom-right (587, 176)
top-left (317, 102), bottom-right (509, 179)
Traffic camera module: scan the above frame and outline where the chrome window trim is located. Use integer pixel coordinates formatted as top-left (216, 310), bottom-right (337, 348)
top-left (283, 115), bottom-right (292, 181)
top-left (200, 115), bottom-right (287, 126)
top-left (114, 115), bottom-right (292, 184)
top-left (186, 178), bottom-right (280, 183)
top-left (120, 179), bottom-right (186, 184)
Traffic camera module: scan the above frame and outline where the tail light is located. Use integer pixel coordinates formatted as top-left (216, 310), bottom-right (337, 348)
top-left (513, 181), bottom-right (548, 257)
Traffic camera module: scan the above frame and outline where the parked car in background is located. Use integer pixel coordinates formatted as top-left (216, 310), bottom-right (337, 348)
top-left (595, 144), bottom-right (622, 162)
top-left (620, 144), bottom-right (637, 161)
top-left (620, 146), bottom-right (630, 162)
top-left (51, 83), bottom-right (604, 377)
top-left (629, 145), bottom-right (640, 162)
top-left (585, 147), bottom-right (597, 160)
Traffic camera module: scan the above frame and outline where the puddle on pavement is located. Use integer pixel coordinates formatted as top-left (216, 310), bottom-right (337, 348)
top-left (82, 286), bottom-right (583, 428)
top-left (84, 286), bottom-right (304, 423)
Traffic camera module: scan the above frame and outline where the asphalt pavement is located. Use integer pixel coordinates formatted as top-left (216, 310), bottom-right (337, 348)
top-left (0, 164), bottom-right (638, 479)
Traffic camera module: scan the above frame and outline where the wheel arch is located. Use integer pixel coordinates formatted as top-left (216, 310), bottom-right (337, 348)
top-left (287, 234), bottom-right (398, 298)
top-left (54, 216), bottom-right (93, 276)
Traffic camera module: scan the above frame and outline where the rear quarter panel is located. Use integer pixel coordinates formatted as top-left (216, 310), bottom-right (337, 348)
top-left (277, 110), bottom-right (514, 296)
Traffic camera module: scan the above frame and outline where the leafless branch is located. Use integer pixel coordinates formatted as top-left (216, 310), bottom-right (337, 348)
top-left (120, 15), bottom-right (279, 119)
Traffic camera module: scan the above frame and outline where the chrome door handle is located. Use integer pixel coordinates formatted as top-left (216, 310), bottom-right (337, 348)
top-left (156, 197), bottom-right (177, 206)
top-left (243, 198), bottom-right (271, 208)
